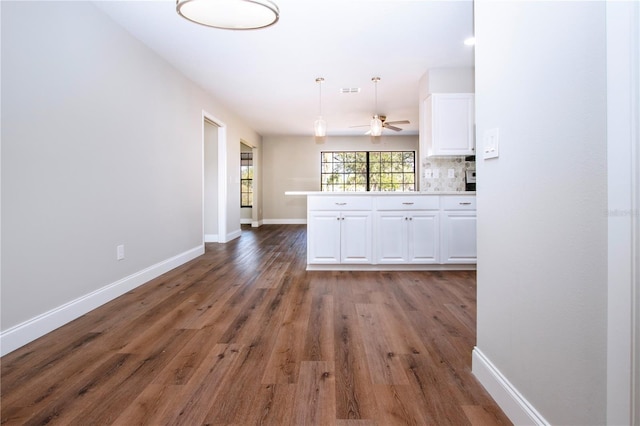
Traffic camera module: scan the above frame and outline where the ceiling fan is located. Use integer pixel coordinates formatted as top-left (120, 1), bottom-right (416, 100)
top-left (351, 115), bottom-right (411, 134)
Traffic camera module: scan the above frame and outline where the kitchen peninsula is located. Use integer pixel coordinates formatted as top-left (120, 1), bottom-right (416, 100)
top-left (285, 191), bottom-right (476, 271)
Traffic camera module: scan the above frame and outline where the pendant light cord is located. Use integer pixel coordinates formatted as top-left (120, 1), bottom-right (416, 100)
top-left (316, 77), bottom-right (324, 117)
top-left (372, 76), bottom-right (380, 118)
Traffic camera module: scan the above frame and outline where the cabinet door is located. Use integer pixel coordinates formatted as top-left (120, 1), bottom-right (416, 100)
top-left (441, 211), bottom-right (477, 263)
top-left (341, 211), bottom-right (372, 264)
top-left (424, 94), bottom-right (475, 157)
top-left (408, 212), bottom-right (439, 263)
top-left (308, 211), bottom-right (341, 264)
top-left (433, 94), bottom-right (475, 155)
top-left (375, 212), bottom-right (408, 263)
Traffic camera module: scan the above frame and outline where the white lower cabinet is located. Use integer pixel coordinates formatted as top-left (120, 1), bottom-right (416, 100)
top-left (306, 194), bottom-right (475, 268)
top-left (307, 210), bottom-right (372, 264)
top-left (307, 195), bottom-right (373, 264)
top-left (440, 196), bottom-right (477, 263)
top-left (375, 211), bottom-right (439, 264)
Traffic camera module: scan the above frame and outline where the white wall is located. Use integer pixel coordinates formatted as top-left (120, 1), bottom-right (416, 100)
top-left (0, 1), bottom-right (260, 354)
top-left (262, 135), bottom-right (418, 222)
top-left (418, 67), bottom-right (475, 101)
top-left (473, 2), bottom-right (608, 425)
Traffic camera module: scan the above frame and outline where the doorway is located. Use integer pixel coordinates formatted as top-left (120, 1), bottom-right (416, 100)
top-left (240, 141), bottom-right (254, 227)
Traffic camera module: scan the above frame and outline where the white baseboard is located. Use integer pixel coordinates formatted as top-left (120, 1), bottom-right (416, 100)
top-left (205, 229), bottom-right (242, 243)
top-left (251, 220), bottom-right (262, 228)
top-left (226, 229), bottom-right (242, 242)
top-left (240, 218), bottom-right (252, 225)
top-left (472, 347), bottom-right (549, 426)
top-left (262, 219), bottom-right (307, 225)
top-left (204, 233), bottom-right (218, 242)
top-left (306, 263), bottom-right (476, 271)
top-left (0, 245), bottom-right (204, 357)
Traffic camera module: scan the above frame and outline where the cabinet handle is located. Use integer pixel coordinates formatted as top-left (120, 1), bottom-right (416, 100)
top-left (402, 202), bottom-right (414, 205)
top-left (335, 202), bottom-right (347, 206)
top-left (459, 202), bottom-right (472, 205)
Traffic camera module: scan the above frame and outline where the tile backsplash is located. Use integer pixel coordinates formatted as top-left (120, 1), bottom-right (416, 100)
top-left (420, 156), bottom-right (475, 192)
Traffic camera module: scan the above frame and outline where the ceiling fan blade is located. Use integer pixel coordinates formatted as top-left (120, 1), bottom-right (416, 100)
top-left (383, 124), bottom-right (403, 131)
top-left (364, 129), bottom-right (372, 135)
top-left (349, 124), bottom-right (370, 128)
top-left (384, 120), bottom-right (410, 125)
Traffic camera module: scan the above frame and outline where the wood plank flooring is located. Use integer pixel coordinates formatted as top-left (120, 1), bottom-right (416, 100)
top-left (1, 224), bottom-right (511, 425)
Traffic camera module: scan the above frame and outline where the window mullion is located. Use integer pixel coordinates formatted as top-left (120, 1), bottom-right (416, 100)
top-left (366, 151), bottom-right (370, 192)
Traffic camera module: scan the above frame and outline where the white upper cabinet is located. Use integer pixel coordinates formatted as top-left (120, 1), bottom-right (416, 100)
top-left (421, 93), bottom-right (475, 157)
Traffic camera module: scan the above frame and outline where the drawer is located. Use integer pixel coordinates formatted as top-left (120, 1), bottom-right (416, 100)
top-left (308, 196), bottom-right (373, 210)
top-left (375, 195), bottom-right (440, 210)
top-left (441, 195), bottom-right (476, 210)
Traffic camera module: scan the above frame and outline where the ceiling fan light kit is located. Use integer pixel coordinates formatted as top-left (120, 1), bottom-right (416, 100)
top-left (370, 115), bottom-right (383, 137)
top-left (176, 0), bottom-right (280, 30)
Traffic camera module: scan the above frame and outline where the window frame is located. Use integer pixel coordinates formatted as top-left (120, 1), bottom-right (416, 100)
top-left (240, 151), bottom-right (253, 207)
top-left (320, 150), bottom-right (416, 192)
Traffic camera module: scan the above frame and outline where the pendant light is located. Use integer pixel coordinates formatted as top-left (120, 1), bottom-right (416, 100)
top-left (314, 77), bottom-right (327, 137)
top-left (370, 77), bottom-right (383, 137)
top-left (176, 0), bottom-right (280, 30)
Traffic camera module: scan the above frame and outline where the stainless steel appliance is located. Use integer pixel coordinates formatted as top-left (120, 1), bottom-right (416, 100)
top-left (465, 169), bottom-right (476, 191)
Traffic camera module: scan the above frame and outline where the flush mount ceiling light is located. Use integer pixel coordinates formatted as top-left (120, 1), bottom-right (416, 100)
top-left (370, 77), bottom-right (383, 137)
top-left (314, 77), bottom-right (327, 138)
top-left (176, 0), bottom-right (280, 30)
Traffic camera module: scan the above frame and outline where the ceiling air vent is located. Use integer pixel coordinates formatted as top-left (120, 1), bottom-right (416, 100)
top-left (340, 87), bottom-right (361, 94)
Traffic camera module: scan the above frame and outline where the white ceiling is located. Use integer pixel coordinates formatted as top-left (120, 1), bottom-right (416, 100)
top-left (95, 0), bottom-right (474, 137)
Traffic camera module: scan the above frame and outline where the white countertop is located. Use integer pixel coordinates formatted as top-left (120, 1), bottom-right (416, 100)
top-left (285, 191), bottom-right (475, 196)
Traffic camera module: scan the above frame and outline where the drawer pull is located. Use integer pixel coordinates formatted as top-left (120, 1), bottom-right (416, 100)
top-left (335, 202), bottom-right (347, 206)
top-left (402, 202), bottom-right (414, 205)
top-left (459, 202), bottom-right (472, 205)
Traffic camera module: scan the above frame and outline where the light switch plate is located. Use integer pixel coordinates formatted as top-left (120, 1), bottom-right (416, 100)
top-left (117, 244), bottom-right (125, 261)
top-left (483, 128), bottom-right (500, 159)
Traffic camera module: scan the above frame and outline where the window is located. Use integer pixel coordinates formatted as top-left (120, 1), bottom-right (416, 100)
top-left (241, 152), bottom-right (253, 207)
top-left (321, 151), bottom-right (415, 192)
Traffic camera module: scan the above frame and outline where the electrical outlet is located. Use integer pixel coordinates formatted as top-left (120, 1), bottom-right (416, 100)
top-left (424, 168), bottom-right (432, 178)
top-left (448, 169), bottom-right (455, 178)
top-left (433, 169), bottom-right (440, 178)
top-left (117, 244), bottom-right (125, 261)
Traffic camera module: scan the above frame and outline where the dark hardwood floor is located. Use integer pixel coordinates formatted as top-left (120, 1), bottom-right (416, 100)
top-left (1, 224), bottom-right (511, 425)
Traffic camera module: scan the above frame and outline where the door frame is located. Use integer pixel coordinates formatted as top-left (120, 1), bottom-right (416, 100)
top-left (606, 1), bottom-right (639, 424)
top-left (202, 111), bottom-right (227, 243)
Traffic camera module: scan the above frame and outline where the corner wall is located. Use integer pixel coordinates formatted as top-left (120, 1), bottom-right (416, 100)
top-left (473, 1), bottom-right (608, 424)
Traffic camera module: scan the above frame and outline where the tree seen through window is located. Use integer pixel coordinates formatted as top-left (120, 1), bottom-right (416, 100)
top-left (321, 151), bottom-right (415, 192)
